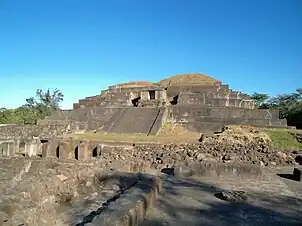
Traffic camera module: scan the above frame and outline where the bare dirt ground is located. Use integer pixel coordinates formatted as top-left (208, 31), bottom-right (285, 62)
top-left (0, 157), bottom-right (139, 226)
top-left (1, 156), bottom-right (301, 226)
top-left (141, 167), bottom-right (302, 226)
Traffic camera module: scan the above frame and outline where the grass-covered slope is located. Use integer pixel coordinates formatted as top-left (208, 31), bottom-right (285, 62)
top-left (158, 73), bottom-right (220, 87)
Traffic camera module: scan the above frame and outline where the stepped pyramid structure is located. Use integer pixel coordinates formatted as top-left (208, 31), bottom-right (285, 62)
top-left (40, 73), bottom-right (287, 135)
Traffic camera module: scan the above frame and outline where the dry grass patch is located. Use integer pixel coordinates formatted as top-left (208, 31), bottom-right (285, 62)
top-left (158, 123), bottom-right (199, 137)
top-left (159, 73), bottom-right (219, 87)
top-left (71, 123), bottom-right (200, 143)
top-left (217, 125), bottom-right (272, 145)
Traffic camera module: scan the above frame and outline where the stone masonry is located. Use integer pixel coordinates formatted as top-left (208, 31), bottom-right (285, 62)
top-left (1, 136), bottom-right (299, 168)
top-left (38, 73), bottom-right (287, 134)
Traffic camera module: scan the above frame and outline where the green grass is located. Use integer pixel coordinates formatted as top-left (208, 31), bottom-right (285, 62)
top-left (264, 128), bottom-right (302, 149)
top-left (70, 124), bottom-right (302, 149)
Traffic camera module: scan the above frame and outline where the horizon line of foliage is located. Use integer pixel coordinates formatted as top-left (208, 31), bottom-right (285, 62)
top-left (0, 88), bottom-right (63, 125)
top-left (251, 88), bottom-right (302, 128)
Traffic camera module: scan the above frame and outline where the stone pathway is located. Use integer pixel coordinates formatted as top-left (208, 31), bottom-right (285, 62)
top-left (141, 168), bottom-right (302, 226)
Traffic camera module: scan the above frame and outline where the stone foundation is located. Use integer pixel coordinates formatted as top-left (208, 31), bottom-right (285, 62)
top-left (0, 138), bottom-right (299, 168)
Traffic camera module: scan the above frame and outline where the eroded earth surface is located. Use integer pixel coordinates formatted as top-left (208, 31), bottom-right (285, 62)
top-left (0, 155), bottom-right (301, 226)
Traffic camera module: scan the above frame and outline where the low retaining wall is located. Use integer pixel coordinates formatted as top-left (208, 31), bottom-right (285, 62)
top-left (0, 137), bottom-right (299, 167)
top-left (0, 124), bottom-right (72, 139)
top-left (89, 173), bottom-right (160, 226)
top-left (173, 162), bottom-right (263, 178)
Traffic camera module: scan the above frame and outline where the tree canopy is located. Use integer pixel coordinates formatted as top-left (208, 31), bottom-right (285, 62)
top-left (251, 88), bottom-right (302, 128)
top-left (0, 88), bottom-right (64, 125)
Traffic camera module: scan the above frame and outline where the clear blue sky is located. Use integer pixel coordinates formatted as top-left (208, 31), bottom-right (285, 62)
top-left (0, 0), bottom-right (301, 109)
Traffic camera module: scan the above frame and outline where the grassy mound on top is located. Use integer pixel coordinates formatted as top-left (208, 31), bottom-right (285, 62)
top-left (158, 73), bottom-right (220, 87)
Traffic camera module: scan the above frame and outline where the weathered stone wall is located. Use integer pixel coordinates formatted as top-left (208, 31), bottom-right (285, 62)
top-left (0, 124), bottom-right (72, 139)
top-left (41, 106), bottom-right (166, 135)
top-left (177, 92), bottom-right (254, 108)
top-left (40, 107), bottom-right (121, 131)
top-left (105, 107), bottom-right (164, 135)
top-left (0, 137), bottom-right (298, 167)
top-left (73, 86), bottom-right (158, 109)
top-left (41, 103), bottom-right (287, 134)
top-left (167, 105), bottom-right (287, 133)
top-left (43, 79), bottom-right (286, 133)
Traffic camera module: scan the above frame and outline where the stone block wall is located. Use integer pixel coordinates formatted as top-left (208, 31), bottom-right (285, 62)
top-left (178, 92), bottom-right (253, 108)
top-left (167, 105), bottom-right (287, 133)
top-left (0, 138), bottom-right (299, 168)
top-left (0, 138), bottom-right (130, 161)
top-left (0, 124), bottom-right (72, 139)
top-left (165, 84), bottom-right (255, 109)
top-left (40, 107), bottom-right (121, 131)
top-left (73, 95), bottom-right (105, 109)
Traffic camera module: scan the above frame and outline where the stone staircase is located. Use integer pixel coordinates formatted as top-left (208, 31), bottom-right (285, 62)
top-left (108, 108), bottom-right (164, 135)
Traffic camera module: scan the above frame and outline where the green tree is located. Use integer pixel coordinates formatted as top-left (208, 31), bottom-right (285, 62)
top-left (24, 88), bottom-right (63, 109)
top-left (25, 88), bottom-right (64, 123)
top-left (0, 88), bottom-right (64, 125)
top-left (0, 108), bottom-right (16, 124)
top-left (250, 93), bottom-right (269, 108)
top-left (263, 88), bottom-right (302, 128)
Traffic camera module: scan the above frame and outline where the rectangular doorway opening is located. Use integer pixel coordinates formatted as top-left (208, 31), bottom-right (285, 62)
top-left (149, 90), bottom-right (155, 100)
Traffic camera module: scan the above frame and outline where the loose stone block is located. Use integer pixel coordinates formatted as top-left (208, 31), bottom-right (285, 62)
top-left (6, 141), bottom-right (15, 156)
top-left (25, 140), bottom-right (39, 157)
top-left (0, 143), bottom-right (7, 156)
top-left (0, 142), bottom-right (14, 156)
top-left (42, 140), bottom-right (59, 158)
top-left (57, 141), bottom-right (71, 159)
top-left (77, 141), bottom-right (90, 161)
top-left (14, 139), bottom-right (20, 154)
top-left (42, 142), bottom-right (52, 158)
top-left (293, 168), bottom-right (302, 182)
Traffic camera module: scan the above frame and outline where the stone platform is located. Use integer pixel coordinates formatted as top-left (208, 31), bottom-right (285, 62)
top-left (142, 167), bottom-right (302, 226)
top-left (37, 73), bottom-right (288, 135)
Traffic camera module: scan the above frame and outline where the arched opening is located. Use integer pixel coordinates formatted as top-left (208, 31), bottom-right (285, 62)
top-left (56, 146), bottom-right (60, 158)
top-left (74, 146), bottom-right (78, 160)
top-left (131, 96), bottom-right (141, 107)
top-left (92, 147), bottom-right (98, 157)
top-left (19, 140), bottom-right (26, 156)
top-left (149, 90), bottom-right (156, 100)
top-left (170, 95), bottom-right (179, 105)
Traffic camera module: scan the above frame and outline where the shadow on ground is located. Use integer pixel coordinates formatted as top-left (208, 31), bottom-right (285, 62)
top-left (277, 173), bottom-right (297, 181)
top-left (141, 173), bottom-right (302, 226)
top-left (65, 170), bottom-right (302, 226)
